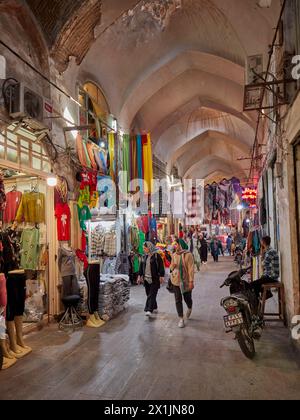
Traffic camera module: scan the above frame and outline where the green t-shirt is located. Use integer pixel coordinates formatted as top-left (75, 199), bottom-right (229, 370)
top-left (138, 231), bottom-right (146, 255)
top-left (78, 205), bottom-right (91, 231)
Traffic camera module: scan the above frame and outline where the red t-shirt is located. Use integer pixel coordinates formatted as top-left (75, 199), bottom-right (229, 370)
top-left (3, 191), bottom-right (22, 223)
top-left (55, 203), bottom-right (71, 242)
top-left (89, 172), bottom-right (97, 193)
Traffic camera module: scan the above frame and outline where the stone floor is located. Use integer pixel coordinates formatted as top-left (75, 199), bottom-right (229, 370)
top-left (0, 258), bottom-right (299, 400)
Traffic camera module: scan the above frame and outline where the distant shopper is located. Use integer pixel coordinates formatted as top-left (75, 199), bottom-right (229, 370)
top-left (226, 235), bottom-right (233, 256)
top-left (170, 239), bottom-right (195, 328)
top-left (210, 236), bottom-right (221, 262)
top-left (192, 232), bottom-right (201, 272)
top-left (138, 242), bottom-right (165, 318)
top-left (199, 234), bottom-right (208, 265)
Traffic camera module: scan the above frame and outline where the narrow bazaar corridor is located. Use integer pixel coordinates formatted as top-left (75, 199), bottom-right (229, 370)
top-left (0, 258), bottom-right (299, 401)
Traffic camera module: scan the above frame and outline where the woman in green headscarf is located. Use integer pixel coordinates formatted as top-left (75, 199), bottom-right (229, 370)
top-left (170, 239), bottom-right (195, 328)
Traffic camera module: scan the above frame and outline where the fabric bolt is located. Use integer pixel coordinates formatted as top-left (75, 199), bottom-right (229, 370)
top-left (76, 134), bottom-right (88, 168)
top-left (82, 141), bottom-right (92, 168)
top-left (86, 264), bottom-right (100, 314)
top-left (3, 191), bottom-right (22, 223)
top-left (86, 142), bottom-right (98, 170)
top-left (6, 272), bottom-right (27, 322)
top-left (20, 228), bottom-right (39, 270)
top-left (55, 203), bottom-right (71, 242)
top-left (16, 192), bottom-right (46, 224)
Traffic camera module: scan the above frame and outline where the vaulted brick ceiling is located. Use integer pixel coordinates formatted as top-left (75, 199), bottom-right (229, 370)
top-left (26, 0), bottom-right (102, 72)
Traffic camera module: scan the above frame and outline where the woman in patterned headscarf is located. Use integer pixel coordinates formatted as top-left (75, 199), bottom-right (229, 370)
top-left (170, 239), bottom-right (195, 328)
top-left (138, 242), bottom-right (165, 318)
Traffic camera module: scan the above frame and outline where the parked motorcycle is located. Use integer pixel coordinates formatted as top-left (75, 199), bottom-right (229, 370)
top-left (220, 268), bottom-right (263, 359)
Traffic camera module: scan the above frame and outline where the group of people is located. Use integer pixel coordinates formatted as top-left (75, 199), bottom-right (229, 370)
top-left (138, 239), bottom-right (194, 329)
top-left (137, 229), bottom-right (280, 329)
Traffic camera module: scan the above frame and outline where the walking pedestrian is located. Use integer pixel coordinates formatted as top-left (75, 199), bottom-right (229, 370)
top-left (199, 234), bottom-right (208, 264)
top-left (138, 242), bottom-right (165, 318)
top-left (170, 239), bottom-right (195, 328)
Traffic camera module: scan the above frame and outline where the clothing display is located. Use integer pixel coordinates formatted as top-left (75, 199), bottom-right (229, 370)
top-left (3, 191), bottom-right (22, 223)
top-left (58, 247), bottom-right (76, 277)
top-left (102, 258), bottom-right (117, 275)
top-left (78, 205), bottom-right (91, 231)
top-left (98, 275), bottom-right (130, 321)
top-left (16, 192), bottom-right (46, 224)
top-left (55, 203), bottom-right (71, 242)
top-left (115, 252), bottom-right (130, 275)
top-left (20, 228), bottom-right (40, 270)
top-left (6, 272), bottom-right (27, 322)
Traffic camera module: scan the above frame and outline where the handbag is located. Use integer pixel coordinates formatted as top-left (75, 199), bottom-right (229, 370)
top-left (166, 278), bottom-right (175, 294)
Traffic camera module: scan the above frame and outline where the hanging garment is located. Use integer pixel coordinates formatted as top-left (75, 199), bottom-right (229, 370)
top-left (16, 192), bottom-right (46, 224)
top-left (77, 205), bottom-right (91, 231)
top-left (82, 141), bottom-right (91, 169)
top-left (55, 203), bottom-right (71, 242)
top-left (138, 231), bottom-right (146, 255)
top-left (20, 228), bottom-right (40, 270)
top-left (94, 149), bottom-right (107, 175)
top-left (3, 191), bottom-right (22, 223)
top-left (76, 134), bottom-right (88, 168)
top-left (122, 134), bottom-right (130, 194)
top-left (86, 142), bottom-right (98, 170)
top-left (137, 135), bottom-right (144, 192)
top-left (108, 133), bottom-right (115, 180)
top-left (142, 134), bottom-right (154, 194)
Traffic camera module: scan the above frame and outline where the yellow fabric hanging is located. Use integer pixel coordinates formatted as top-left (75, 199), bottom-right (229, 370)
top-left (143, 134), bottom-right (154, 194)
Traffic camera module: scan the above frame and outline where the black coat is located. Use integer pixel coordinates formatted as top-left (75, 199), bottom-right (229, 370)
top-left (139, 253), bottom-right (165, 288)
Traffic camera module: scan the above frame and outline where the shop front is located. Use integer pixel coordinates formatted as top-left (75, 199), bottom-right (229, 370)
top-left (0, 123), bottom-right (57, 370)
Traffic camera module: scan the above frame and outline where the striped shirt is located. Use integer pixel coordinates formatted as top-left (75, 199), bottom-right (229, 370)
top-left (263, 247), bottom-right (280, 280)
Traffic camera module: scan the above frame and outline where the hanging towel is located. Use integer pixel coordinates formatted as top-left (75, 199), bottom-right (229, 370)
top-left (142, 134), bottom-right (154, 194)
top-left (137, 135), bottom-right (143, 192)
top-left (86, 142), bottom-right (98, 170)
top-left (76, 134), bottom-right (88, 168)
top-left (121, 134), bottom-right (130, 194)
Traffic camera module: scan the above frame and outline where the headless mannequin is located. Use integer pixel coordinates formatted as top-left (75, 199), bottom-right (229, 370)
top-left (0, 273), bottom-right (17, 369)
top-left (86, 262), bottom-right (105, 328)
top-left (6, 269), bottom-right (32, 358)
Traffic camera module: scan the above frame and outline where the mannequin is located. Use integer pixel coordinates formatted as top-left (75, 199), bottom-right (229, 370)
top-left (0, 273), bottom-right (17, 369)
top-left (6, 269), bottom-right (32, 358)
top-left (86, 263), bottom-right (105, 328)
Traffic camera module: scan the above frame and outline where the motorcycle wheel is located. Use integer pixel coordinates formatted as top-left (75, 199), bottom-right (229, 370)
top-left (236, 326), bottom-right (256, 359)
